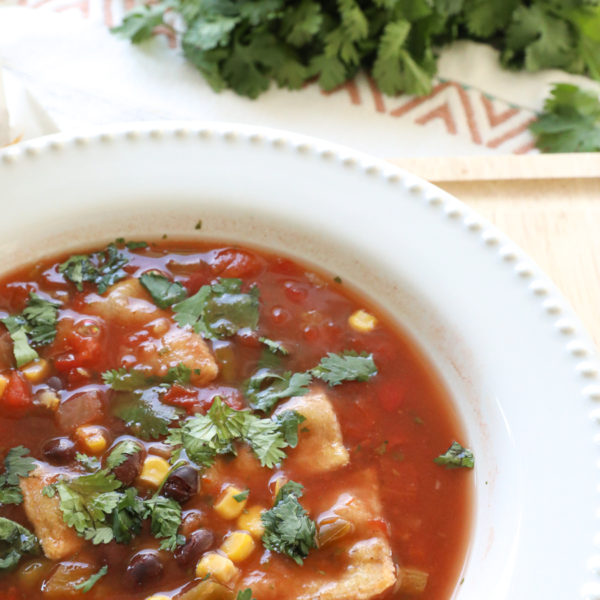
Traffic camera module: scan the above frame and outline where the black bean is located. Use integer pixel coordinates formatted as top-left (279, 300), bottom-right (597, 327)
top-left (125, 551), bottom-right (163, 588)
top-left (41, 437), bottom-right (76, 465)
top-left (45, 376), bottom-right (63, 391)
top-left (162, 466), bottom-right (198, 504)
top-left (174, 529), bottom-right (214, 567)
top-left (110, 445), bottom-right (144, 487)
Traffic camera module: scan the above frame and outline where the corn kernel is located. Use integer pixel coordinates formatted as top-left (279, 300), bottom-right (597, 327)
top-left (214, 486), bottom-right (247, 520)
top-left (220, 531), bottom-right (255, 562)
top-left (348, 309), bottom-right (377, 333)
top-left (74, 426), bottom-right (108, 455)
top-left (195, 553), bottom-right (239, 584)
top-left (0, 374), bottom-right (9, 399)
top-left (21, 359), bottom-right (51, 384)
top-left (237, 506), bottom-right (265, 539)
top-left (139, 455), bottom-right (171, 488)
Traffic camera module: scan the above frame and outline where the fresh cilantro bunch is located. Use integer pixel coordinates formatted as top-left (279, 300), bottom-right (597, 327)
top-left (530, 83), bottom-right (600, 152)
top-left (112, 0), bottom-right (600, 100)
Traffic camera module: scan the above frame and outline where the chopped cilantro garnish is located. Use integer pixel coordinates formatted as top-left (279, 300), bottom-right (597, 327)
top-left (333, 276), bottom-right (342, 284)
top-left (233, 489), bottom-right (249, 502)
top-left (43, 470), bottom-right (122, 544)
top-left (105, 440), bottom-right (142, 470)
top-left (112, 388), bottom-right (183, 440)
top-left (74, 565), bottom-right (108, 592)
top-left (75, 453), bottom-right (102, 472)
top-left (310, 351), bottom-right (377, 386)
top-left (195, 220), bottom-right (203, 230)
top-left (102, 364), bottom-right (191, 391)
top-left (167, 397), bottom-right (305, 469)
top-left (0, 517), bottom-right (39, 571)
top-left (0, 446), bottom-right (36, 507)
top-left (259, 337), bottom-right (289, 355)
top-left (261, 480), bottom-right (317, 564)
top-left (434, 442), bottom-right (474, 469)
top-left (44, 467), bottom-right (183, 549)
top-left (58, 243), bottom-right (128, 294)
top-left (272, 410), bottom-right (306, 448)
top-left (144, 495), bottom-right (185, 551)
top-left (139, 272), bottom-right (188, 309)
top-left (1, 293), bottom-right (60, 367)
top-left (173, 278), bottom-right (260, 340)
top-left (236, 590), bottom-right (257, 600)
top-left (244, 368), bottom-right (311, 413)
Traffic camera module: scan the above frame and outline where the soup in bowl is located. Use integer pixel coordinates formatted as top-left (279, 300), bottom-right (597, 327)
top-left (0, 123), bottom-right (596, 600)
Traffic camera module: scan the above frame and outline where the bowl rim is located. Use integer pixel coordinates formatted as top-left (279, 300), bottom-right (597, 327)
top-left (2, 121), bottom-right (600, 598)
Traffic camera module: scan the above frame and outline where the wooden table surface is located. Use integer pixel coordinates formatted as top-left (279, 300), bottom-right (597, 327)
top-left (390, 154), bottom-right (600, 349)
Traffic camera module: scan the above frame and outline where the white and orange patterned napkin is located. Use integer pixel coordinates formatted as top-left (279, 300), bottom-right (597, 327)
top-left (0, 3), bottom-right (599, 155)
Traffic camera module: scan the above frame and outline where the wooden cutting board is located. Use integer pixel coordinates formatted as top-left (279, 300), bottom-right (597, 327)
top-left (389, 154), bottom-right (600, 349)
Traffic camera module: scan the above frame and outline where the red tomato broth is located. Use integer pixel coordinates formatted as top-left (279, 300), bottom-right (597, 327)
top-left (0, 240), bottom-right (472, 600)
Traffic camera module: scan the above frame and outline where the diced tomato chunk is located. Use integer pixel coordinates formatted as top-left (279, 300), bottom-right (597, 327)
top-left (162, 384), bottom-right (200, 414)
top-left (163, 385), bottom-right (244, 414)
top-left (211, 249), bottom-right (263, 279)
top-left (0, 372), bottom-right (32, 418)
top-left (53, 319), bottom-right (103, 372)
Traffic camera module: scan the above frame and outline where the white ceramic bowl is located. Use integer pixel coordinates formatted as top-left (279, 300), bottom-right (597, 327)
top-left (1, 123), bottom-right (599, 599)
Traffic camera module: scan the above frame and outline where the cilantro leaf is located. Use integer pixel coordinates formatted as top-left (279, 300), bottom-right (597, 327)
top-left (530, 83), bottom-right (600, 152)
top-left (1, 316), bottom-right (38, 367)
top-left (102, 364), bottom-right (191, 391)
top-left (113, 388), bottom-right (183, 440)
top-left (76, 453), bottom-right (101, 472)
top-left (59, 244), bottom-right (128, 294)
top-left (1, 446), bottom-right (36, 487)
top-left (434, 441), bottom-right (474, 469)
top-left (173, 278), bottom-right (260, 340)
top-left (244, 369), bottom-right (311, 413)
top-left (233, 490), bottom-right (249, 502)
top-left (1, 293), bottom-right (60, 367)
top-left (261, 480), bottom-right (317, 564)
top-left (106, 440), bottom-right (142, 470)
top-left (0, 446), bottom-right (36, 506)
top-left (236, 590), bottom-right (257, 600)
top-left (259, 337), bottom-right (289, 355)
top-left (168, 397), bottom-right (305, 468)
top-left (144, 495), bottom-right (184, 551)
top-left (111, 487), bottom-right (146, 544)
top-left (74, 565), bottom-right (108, 592)
top-left (111, 4), bottom-right (169, 43)
top-left (139, 272), bottom-right (188, 309)
top-left (272, 410), bottom-right (306, 448)
top-left (310, 351), bottom-right (377, 386)
top-left (22, 293), bottom-right (61, 345)
top-left (0, 517), bottom-right (39, 571)
top-left (44, 470), bottom-right (122, 541)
